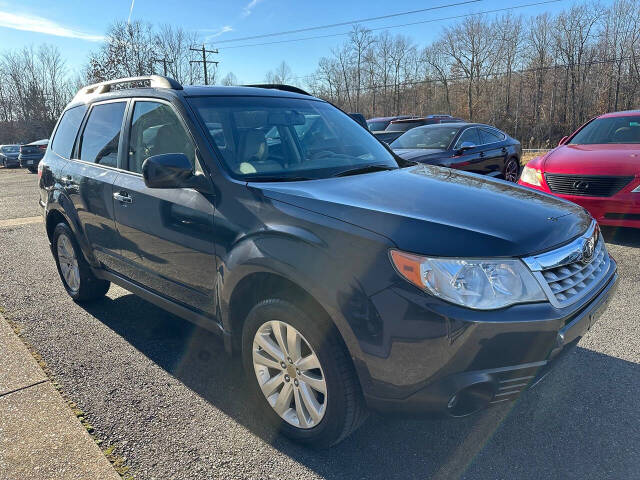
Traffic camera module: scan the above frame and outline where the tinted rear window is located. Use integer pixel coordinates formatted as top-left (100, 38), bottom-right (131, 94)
top-left (51, 105), bottom-right (87, 158)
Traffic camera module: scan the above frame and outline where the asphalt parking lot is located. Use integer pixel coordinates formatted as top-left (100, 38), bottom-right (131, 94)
top-left (0, 166), bottom-right (638, 480)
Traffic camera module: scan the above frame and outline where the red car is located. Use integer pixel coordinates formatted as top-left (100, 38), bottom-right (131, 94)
top-left (519, 110), bottom-right (640, 228)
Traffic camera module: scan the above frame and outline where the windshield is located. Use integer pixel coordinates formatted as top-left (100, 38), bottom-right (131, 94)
top-left (189, 96), bottom-right (398, 180)
top-left (569, 116), bottom-right (640, 144)
top-left (391, 125), bottom-right (462, 149)
top-left (1, 145), bottom-right (19, 153)
top-left (367, 121), bottom-right (389, 131)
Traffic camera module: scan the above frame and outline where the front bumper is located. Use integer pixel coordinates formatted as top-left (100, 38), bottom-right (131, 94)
top-left (358, 257), bottom-right (618, 416)
top-left (519, 179), bottom-right (640, 228)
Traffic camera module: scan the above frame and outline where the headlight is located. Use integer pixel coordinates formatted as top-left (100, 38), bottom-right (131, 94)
top-left (390, 250), bottom-right (546, 310)
top-left (520, 165), bottom-right (544, 186)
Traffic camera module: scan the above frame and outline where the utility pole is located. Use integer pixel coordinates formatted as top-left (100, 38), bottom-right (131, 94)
top-left (189, 44), bottom-right (219, 85)
top-left (152, 57), bottom-right (173, 76)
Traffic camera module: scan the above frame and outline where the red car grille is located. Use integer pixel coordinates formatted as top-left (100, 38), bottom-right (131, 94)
top-left (545, 174), bottom-right (633, 197)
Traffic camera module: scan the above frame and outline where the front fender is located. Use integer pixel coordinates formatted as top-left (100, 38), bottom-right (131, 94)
top-left (218, 227), bottom-right (382, 366)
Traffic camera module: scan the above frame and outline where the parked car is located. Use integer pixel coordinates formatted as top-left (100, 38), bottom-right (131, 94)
top-left (0, 144), bottom-right (21, 168)
top-left (519, 110), bottom-right (640, 228)
top-left (366, 115), bottom-right (416, 132)
top-left (40, 76), bottom-right (617, 448)
top-left (373, 115), bottom-right (465, 144)
top-left (391, 123), bottom-right (522, 181)
top-left (347, 112), bottom-right (368, 129)
top-left (19, 139), bottom-right (48, 172)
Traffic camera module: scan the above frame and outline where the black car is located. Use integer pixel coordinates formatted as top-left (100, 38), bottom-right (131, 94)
top-left (366, 115), bottom-right (416, 132)
top-left (39, 76), bottom-right (617, 447)
top-left (19, 139), bottom-right (49, 172)
top-left (392, 123), bottom-right (522, 181)
top-left (0, 144), bottom-right (21, 168)
top-left (373, 115), bottom-right (464, 144)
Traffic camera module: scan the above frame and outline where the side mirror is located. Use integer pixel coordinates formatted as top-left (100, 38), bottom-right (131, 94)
top-left (456, 141), bottom-right (476, 154)
top-left (142, 153), bottom-right (212, 193)
top-left (558, 136), bottom-right (569, 146)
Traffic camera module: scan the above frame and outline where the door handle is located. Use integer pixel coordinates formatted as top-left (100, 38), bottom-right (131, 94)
top-left (113, 191), bottom-right (133, 204)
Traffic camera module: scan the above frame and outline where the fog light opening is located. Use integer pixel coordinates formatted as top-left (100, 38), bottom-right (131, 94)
top-left (447, 382), bottom-right (495, 417)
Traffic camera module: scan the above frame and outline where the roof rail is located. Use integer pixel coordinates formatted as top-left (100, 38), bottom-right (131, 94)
top-left (72, 75), bottom-right (183, 102)
top-left (244, 84), bottom-right (311, 96)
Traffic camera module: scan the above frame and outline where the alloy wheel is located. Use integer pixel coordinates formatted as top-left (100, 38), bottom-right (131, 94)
top-left (252, 320), bottom-right (327, 429)
top-left (505, 159), bottom-right (519, 182)
top-left (57, 233), bottom-right (80, 292)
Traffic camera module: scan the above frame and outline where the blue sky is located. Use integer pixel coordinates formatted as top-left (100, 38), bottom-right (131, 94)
top-left (0, 0), bottom-right (613, 85)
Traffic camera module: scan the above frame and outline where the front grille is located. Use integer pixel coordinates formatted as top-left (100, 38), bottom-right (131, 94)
top-left (536, 235), bottom-right (609, 308)
top-left (545, 174), bottom-right (632, 197)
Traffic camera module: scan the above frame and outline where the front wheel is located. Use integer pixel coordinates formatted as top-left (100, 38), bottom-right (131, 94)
top-left (52, 223), bottom-right (110, 302)
top-left (504, 158), bottom-right (520, 182)
top-left (242, 299), bottom-right (367, 448)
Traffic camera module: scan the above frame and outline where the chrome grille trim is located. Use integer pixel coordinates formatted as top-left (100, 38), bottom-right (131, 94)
top-left (522, 221), bottom-right (610, 308)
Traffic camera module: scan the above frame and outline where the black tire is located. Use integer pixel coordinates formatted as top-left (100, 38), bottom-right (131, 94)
top-left (27, 167), bottom-right (37, 173)
top-left (52, 222), bottom-right (110, 303)
top-left (504, 157), bottom-right (520, 182)
top-left (242, 298), bottom-right (367, 448)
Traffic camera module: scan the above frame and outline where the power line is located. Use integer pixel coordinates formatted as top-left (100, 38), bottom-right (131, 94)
top-left (189, 44), bottom-right (219, 85)
top-left (152, 57), bottom-right (173, 76)
top-left (214, 0), bottom-right (485, 44)
top-left (220, 0), bottom-right (564, 51)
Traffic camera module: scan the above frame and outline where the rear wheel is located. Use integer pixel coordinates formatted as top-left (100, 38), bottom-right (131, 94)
top-left (504, 157), bottom-right (520, 182)
top-left (52, 223), bottom-right (110, 302)
top-left (242, 298), bottom-right (367, 447)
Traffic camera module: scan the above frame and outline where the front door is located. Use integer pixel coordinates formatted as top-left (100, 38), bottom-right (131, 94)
top-left (112, 99), bottom-right (217, 316)
top-left (449, 127), bottom-right (485, 174)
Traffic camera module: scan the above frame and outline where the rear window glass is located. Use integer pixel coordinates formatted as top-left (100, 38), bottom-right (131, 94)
top-left (79, 102), bottom-right (126, 167)
top-left (479, 128), bottom-right (505, 144)
top-left (51, 105), bottom-right (87, 158)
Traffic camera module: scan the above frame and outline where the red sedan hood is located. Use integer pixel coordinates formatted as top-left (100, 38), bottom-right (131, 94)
top-left (544, 144), bottom-right (640, 175)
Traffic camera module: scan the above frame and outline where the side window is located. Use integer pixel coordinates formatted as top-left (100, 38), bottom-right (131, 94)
top-left (51, 105), bottom-right (88, 158)
top-left (456, 128), bottom-right (480, 148)
top-left (479, 128), bottom-right (504, 145)
top-left (127, 101), bottom-right (195, 174)
top-left (79, 102), bottom-right (126, 167)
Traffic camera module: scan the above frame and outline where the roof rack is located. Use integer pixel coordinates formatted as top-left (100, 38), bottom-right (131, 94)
top-left (72, 75), bottom-right (183, 102)
top-left (244, 84), bottom-right (311, 96)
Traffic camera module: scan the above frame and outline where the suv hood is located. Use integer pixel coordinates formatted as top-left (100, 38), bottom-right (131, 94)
top-left (544, 144), bottom-right (640, 175)
top-left (256, 165), bottom-right (591, 257)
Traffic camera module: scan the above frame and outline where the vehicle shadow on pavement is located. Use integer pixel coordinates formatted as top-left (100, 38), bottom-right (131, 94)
top-left (82, 295), bottom-right (640, 479)
top-left (601, 225), bottom-right (640, 247)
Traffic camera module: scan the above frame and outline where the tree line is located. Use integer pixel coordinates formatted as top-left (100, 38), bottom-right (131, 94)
top-left (309, 0), bottom-right (640, 147)
top-left (2, 1), bottom-right (640, 147)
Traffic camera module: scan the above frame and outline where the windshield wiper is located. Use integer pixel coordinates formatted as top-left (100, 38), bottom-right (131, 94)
top-left (330, 164), bottom-right (397, 178)
top-left (246, 175), bottom-right (313, 182)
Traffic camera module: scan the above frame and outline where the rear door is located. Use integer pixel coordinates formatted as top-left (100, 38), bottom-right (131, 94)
top-left (112, 98), bottom-right (217, 316)
top-left (64, 100), bottom-right (127, 269)
top-left (477, 127), bottom-right (508, 176)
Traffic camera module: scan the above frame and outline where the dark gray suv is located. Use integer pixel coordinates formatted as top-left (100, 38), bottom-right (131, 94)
top-left (39, 76), bottom-right (618, 447)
